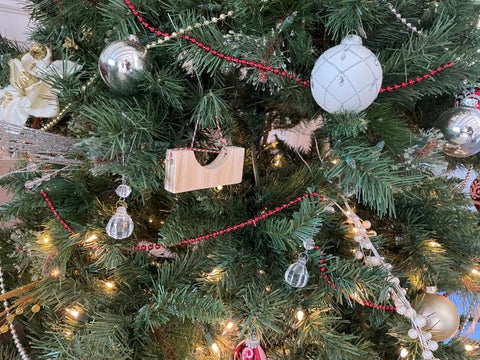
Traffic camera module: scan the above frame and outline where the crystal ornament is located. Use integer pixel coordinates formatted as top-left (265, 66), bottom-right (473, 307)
top-left (106, 206), bottom-right (134, 240)
top-left (284, 256), bottom-right (309, 288)
top-left (310, 35), bottom-right (383, 113)
top-left (115, 184), bottom-right (132, 198)
top-left (302, 239), bottom-right (315, 251)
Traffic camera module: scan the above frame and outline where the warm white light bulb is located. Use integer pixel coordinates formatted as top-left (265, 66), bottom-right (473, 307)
top-left (50, 268), bottom-right (60, 278)
top-left (226, 322), bottom-right (234, 330)
top-left (211, 343), bottom-right (220, 354)
top-left (465, 344), bottom-right (474, 352)
top-left (472, 269), bottom-right (479, 275)
top-left (67, 308), bottom-right (80, 319)
top-left (400, 348), bottom-right (409, 358)
top-left (296, 309), bottom-right (305, 322)
top-left (104, 281), bottom-right (114, 290)
top-left (86, 234), bottom-right (98, 243)
top-left (42, 236), bottom-right (50, 244)
top-left (273, 155), bottom-right (283, 167)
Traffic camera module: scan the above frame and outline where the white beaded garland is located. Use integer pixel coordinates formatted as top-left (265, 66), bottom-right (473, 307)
top-left (414, 315), bottom-right (427, 328)
top-left (337, 201), bottom-right (439, 360)
top-left (145, 11), bottom-right (234, 49)
top-left (423, 349), bottom-right (434, 360)
top-left (310, 35), bottom-right (383, 113)
top-left (408, 329), bottom-right (419, 339)
top-left (354, 250), bottom-right (364, 260)
top-left (427, 340), bottom-right (439, 351)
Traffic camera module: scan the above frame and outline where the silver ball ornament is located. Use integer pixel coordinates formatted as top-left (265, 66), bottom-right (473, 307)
top-left (437, 107), bottom-right (480, 157)
top-left (98, 37), bottom-right (147, 95)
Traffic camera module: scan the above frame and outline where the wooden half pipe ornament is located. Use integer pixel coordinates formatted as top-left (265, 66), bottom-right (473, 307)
top-left (164, 146), bottom-right (245, 193)
top-left (164, 117), bottom-right (245, 193)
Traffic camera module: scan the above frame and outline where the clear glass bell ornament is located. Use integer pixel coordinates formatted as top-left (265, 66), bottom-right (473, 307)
top-left (284, 255), bottom-right (309, 288)
top-left (106, 206), bottom-right (134, 239)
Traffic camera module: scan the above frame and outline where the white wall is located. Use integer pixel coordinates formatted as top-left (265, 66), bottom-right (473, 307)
top-left (0, 1), bottom-right (31, 209)
top-left (0, 0), bottom-right (32, 44)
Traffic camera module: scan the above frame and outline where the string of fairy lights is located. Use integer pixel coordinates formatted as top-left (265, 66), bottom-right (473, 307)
top-left (30, 188), bottom-right (480, 358)
top-left (3, 1), bottom-right (478, 359)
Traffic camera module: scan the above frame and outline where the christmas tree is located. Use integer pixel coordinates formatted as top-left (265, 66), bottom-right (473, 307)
top-left (0, 0), bottom-right (480, 359)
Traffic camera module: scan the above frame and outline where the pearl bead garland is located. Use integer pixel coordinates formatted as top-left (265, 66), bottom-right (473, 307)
top-left (385, 1), bottom-right (423, 34)
top-left (41, 75), bottom-right (97, 131)
top-left (0, 258), bottom-right (30, 360)
top-left (145, 11), bottom-right (235, 49)
top-left (337, 201), bottom-right (438, 360)
top-left (126, 0), bottom-right (454, 93)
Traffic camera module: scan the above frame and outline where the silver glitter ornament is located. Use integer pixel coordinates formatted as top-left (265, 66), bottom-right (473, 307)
top-left (98, 37), bottom-right (146, 95)
top-left (437, 107), bottom-right (480, 157)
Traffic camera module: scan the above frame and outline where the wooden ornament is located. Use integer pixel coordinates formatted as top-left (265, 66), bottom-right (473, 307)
top-left (164, 146), bottom-right (245, 193)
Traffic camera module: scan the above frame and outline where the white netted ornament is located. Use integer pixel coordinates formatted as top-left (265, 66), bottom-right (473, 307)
top-left (310, 35), bottom-right (383, 113)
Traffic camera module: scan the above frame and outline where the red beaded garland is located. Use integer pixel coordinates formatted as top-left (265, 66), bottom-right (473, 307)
top-left (40, 191), bottom-right (74, 234)
top-left (40, 188), bottom-right (394, 312)
top-left (147, 191), bottom-right (326, 248)
top-left (314, 246), bottom-right (395, 312)
top-left (124, 0), bottom-right (453, 95)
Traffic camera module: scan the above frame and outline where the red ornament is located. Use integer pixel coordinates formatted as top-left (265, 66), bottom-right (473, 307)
top-left (234, 339), bottom-right (267, 360)
top-left (455, 86), bottom-right (480, 110)
top-left (470, 177), bottom-right (480, 211)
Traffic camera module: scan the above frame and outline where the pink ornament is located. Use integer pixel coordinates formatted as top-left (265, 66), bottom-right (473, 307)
top-left (234, 339), bottom-right (267, 360)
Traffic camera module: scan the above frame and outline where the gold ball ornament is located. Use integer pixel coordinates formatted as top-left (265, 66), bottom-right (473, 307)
top-left (413, 287), bottom-right (460, 341)
top-left (29, 43), bottom-right (48, 60)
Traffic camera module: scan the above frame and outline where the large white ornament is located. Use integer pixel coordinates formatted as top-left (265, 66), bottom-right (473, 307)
top-left (310, 35), bottom-right (383, 113)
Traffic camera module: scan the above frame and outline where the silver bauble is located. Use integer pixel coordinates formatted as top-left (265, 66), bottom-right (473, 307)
top-left (437, 107), bottom-right (480, 157)
top-left (98, 37), bottom-right (146, 95)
